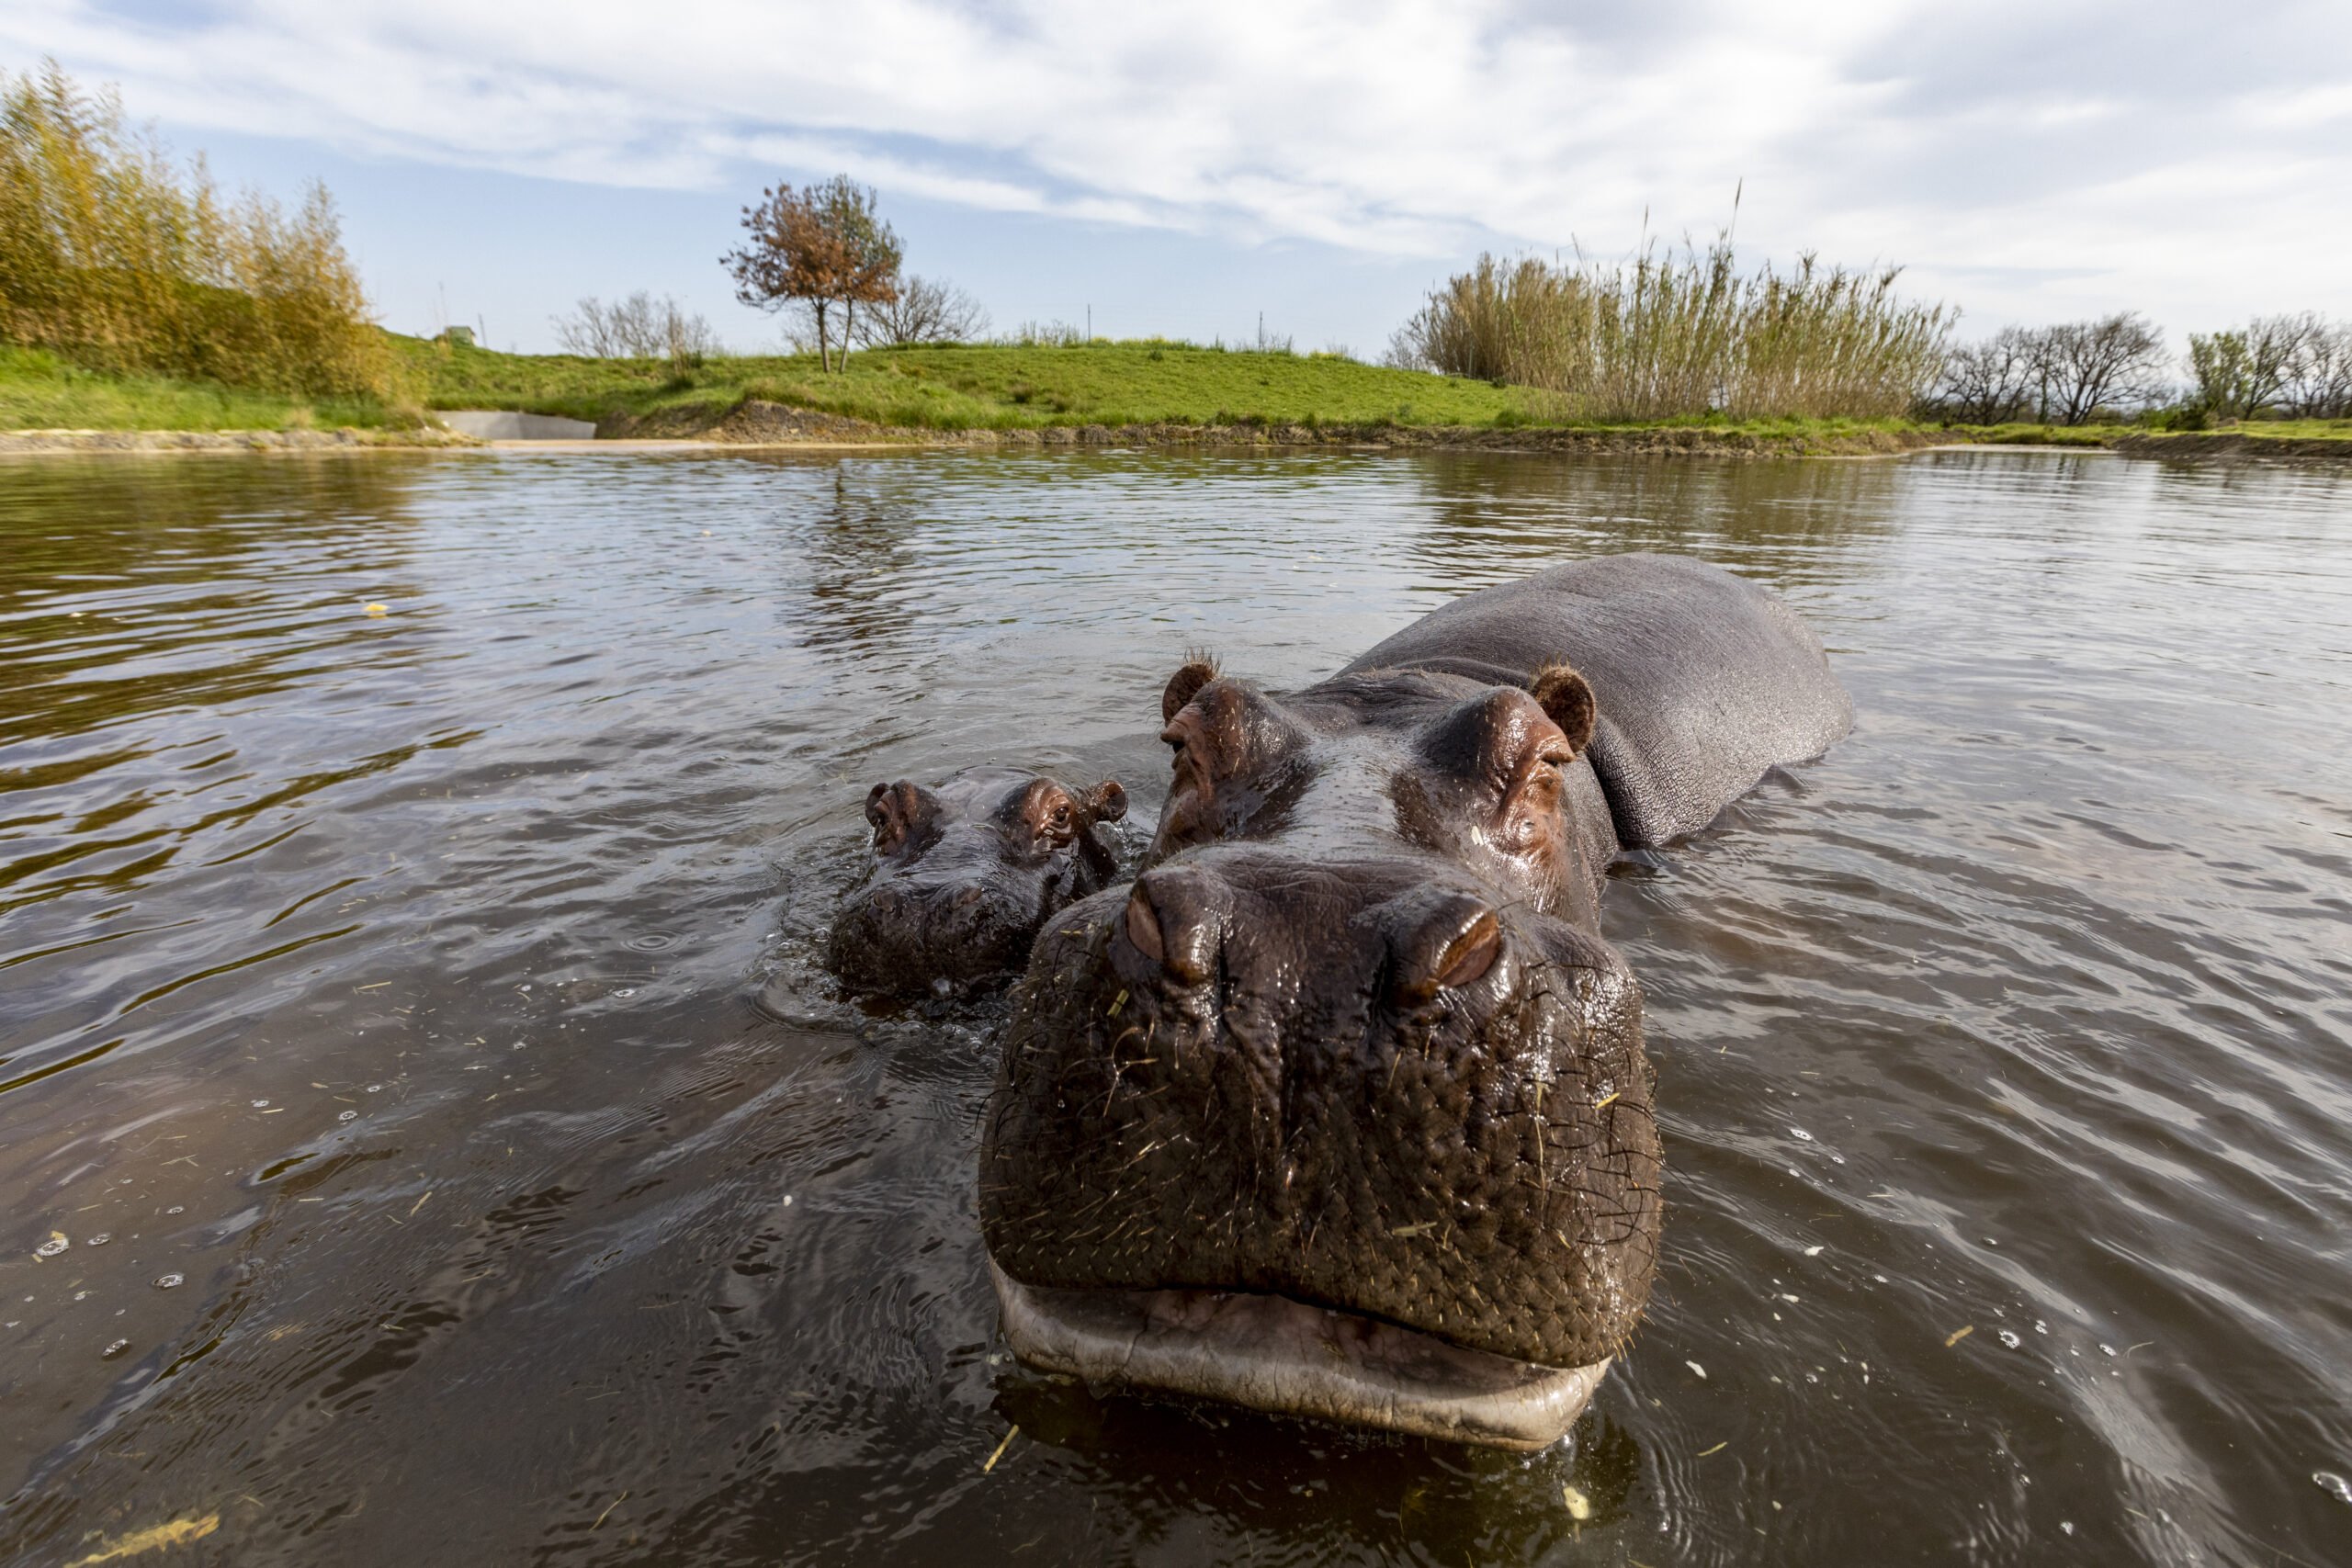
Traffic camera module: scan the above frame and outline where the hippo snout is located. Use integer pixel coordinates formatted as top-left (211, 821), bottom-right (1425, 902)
top-left (827, 870), bottom-right (1041, 993)
top-left (982, 844), bottom-right (1661, 1371)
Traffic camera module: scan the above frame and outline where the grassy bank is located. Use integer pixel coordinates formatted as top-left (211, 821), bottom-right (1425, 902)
top-left (11, 336), bottom-right (2352, 453)
top-left (398, 335), bottom-right (1555, 430)
top-left (0, 345), bottom-right (407, 432)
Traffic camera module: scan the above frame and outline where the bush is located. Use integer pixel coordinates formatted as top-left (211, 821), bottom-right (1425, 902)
top-left (0, 61), bottom-right (395, 398)
top-left (550, 291), bottom-right (719, 368)
top-left (1392, 238), bottom-right (1951, 420)
top-left (855, 275), bottom-right (988, 346)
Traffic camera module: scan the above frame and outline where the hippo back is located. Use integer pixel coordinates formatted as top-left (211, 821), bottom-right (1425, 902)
top-left (1339, 553), bottom-right (1850, 846)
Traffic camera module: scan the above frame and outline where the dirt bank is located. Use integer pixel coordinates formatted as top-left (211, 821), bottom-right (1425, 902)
top-left (2109, 432), bottom-right (2352, 463)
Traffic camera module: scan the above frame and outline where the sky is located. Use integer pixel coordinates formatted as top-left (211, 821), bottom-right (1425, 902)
top-left (6, 1), bottom-right (2349, 356)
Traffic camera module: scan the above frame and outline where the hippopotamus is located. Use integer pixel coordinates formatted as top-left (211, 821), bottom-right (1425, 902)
top-left (827, 766), bottom-right (1128, 995)
top-left (977, 553), bottom-right (1850, 1448)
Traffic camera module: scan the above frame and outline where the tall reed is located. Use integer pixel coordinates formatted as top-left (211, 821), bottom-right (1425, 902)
top-left (0, 61), bottom-right (394, 397)
top-left (1395, 237), bottom-right (1952, 420)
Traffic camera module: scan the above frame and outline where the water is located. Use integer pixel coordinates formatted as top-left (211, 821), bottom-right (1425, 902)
top-left (2, 447), bottom-right (2348, 1566)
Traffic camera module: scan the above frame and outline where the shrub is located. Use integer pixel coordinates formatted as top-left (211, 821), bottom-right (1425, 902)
top-left (0, 61), bottom-right (395, 397)
top-left (550, 291), bottom-right (719, 369)
top-left (855, 275), bottom-right (988, 346)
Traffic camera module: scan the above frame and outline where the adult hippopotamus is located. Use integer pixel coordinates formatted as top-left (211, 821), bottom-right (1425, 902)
top-left (828, 767), bottom-right (1127, 995)
top-left (977, 554), bottom-right (1849, 1448)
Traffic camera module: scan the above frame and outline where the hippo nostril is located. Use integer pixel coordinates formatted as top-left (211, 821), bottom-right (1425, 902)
top-left (1433, 910), bottom-right (1502, 989)
top-left (1124, 885), bottom-right (1165, 964)
top-left (1395, 899), bottom-right (1503, 1004)
top-left (1123, 871), bottom-right (1218, 986)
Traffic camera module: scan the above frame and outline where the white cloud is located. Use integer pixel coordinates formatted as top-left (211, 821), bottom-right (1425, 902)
top-left (6, 0), bottom-right (2350, 331)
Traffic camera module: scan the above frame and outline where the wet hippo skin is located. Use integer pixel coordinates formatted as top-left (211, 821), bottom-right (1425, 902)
top-left (978, 553), bottom-right (1850, 1447)
top-left (827, 767), bottom-right (1126, 996)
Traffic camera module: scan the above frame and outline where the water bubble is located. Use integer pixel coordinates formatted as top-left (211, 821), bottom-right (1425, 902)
top-left (2034, 1319), bottom-right (2049, 1335)
top-left (165, 1205), bottom-right (185, 1215)
top-left (251, 1100), bottom-right (270, 1109)
top-left (101, 1338), bottom-right (131, 1359)
top-left (35, 1234), bottom-right (69, 1258)
top-left (338, 1111), bottom-right (358, 1122)
top-left (2061, 1522), bottom-right (2075, 1536)
top-left (85, 1233), bottom-right (111, 1247)
top-left (2098, 1343), bottom-right (2118, 1358)
top-left (2315, 1471), bottom-right (2352, 1505)
top-left (74, 1290), bottom-right (91, 1301)
top-left (1685, 1360), bottom-right (1707, 1380)
top-left (366, 1084), bottom-right (382, 1093)
top-left (616, 988), bottom-right (636, 999)
top-left (1998, 1329), bottom-right (2022, 1348)
top-left (1803, 1245), bottom-right (1824, 1258)
top-left (155, 1273), bottom-right (184, 1290)
top-left (1790, 1127), bottom-right (1814, 1142)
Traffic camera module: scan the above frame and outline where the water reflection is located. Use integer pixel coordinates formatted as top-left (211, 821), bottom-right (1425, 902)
top-left (2, 448), bottom-right (2349, 1566)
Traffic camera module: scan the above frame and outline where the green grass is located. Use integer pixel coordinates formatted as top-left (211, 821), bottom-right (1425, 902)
top-left (0, 344), bottom-right (398, 431)
top-left (396, 335), bottom-right (1560, 431)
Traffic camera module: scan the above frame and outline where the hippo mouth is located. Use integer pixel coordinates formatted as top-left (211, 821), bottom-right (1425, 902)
top-left (990, 1264), bottom-right (1610, 1450)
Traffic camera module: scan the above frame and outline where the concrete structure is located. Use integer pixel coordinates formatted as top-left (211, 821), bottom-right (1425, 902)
top-left (436, 410), bottom-right (598, 441)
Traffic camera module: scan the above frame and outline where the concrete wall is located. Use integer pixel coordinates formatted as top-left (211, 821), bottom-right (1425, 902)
top-left (436, 411), bottom-right (598, 441)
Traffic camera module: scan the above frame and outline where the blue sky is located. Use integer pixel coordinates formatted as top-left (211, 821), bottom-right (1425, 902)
top-left (7, 1), bottom-right (2349, 355)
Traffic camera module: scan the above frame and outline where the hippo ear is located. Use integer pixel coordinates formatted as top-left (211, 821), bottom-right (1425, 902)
top-left (1531, 663), bottom-right (1596, 754)
top-left (1084, 779), bottom-right (1128, 823)
top-left (865, 780), bottom-right (930, 855)
top-left (1162, 658), bottom-right (1219, 722)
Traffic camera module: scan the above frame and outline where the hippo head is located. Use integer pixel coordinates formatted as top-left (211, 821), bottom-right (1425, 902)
top-left (978, 660), bottom-right (1659, 1449)
top-left (828, 767), bottom-right (1128, 996)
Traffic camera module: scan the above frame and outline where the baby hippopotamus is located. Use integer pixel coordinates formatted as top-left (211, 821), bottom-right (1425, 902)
top-left (828, 766), bottom-right (1128, 996)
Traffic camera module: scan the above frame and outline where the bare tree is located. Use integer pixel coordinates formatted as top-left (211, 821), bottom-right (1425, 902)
top-left (551, 292), bottom-right (718, 366)
top-left (1932, 327), bottom-right (2041, 423)
top-left (2038, 312), bottom-right (2167, 423)
top-left (2283, 319), bottom-right (2352, 418)
top-left (855, 274), bottom-right (989, 345)
top-left (722, 176), bottom-right (901, 373)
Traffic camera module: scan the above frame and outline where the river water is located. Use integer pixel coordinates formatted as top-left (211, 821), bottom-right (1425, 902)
top-left (1, 447), bottom-right (2347, 1566)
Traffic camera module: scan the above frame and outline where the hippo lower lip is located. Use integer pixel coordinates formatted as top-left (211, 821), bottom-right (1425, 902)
top-left (990, 1264), bottom-right (1608, 1450)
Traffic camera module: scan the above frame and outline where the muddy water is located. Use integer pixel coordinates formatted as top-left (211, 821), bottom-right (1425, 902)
top-left (1, 448), bottom-right (2347, 1566)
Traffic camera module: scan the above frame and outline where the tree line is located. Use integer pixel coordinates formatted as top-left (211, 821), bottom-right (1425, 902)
top-left (1930, 311), bottom-right (2352, 425)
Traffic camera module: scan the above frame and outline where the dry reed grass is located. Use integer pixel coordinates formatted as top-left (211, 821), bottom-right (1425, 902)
top-left (1395, 237), bottom-right (1952, 421)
